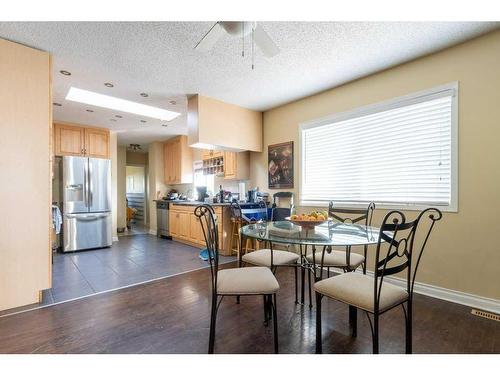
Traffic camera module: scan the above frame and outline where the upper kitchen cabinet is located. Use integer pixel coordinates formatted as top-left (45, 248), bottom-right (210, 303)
top-left (54, 124), bottom-right (84, 156)
top-left (54, 123), bottom-right (110, 158)
top-left (85, 128), bottom-right (109, 158)
top-left (201, 149), bottom-right (223, 160)
top-left (188, 94), bottom-right (262, 152)
top-left (224, 151), bottom-right (249, 180)
top-left (164, 135), bottom-right (193, 184)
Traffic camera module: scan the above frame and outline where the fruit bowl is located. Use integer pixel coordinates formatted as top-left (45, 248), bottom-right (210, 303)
top-left (285, 214), bottom-right (331, 229)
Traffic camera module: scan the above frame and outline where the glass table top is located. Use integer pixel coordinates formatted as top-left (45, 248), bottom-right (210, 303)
top-left (240, 221), bottom-right (381, 247)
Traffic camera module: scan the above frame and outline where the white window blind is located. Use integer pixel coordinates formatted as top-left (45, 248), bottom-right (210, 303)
top-left (301, 85), bottom-right (457, 209)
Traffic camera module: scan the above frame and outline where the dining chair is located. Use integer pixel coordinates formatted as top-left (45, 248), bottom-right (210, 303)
top-left (240, 203), bottom-right (300, 303)
top-left (314, 208), bottom-right (442, 354)
top-left (307, 201), bottom-right (375, 274)
top-left (195, 204), bottom-right (280, 354)
top-left (303, 202), bottom-right (375, 308)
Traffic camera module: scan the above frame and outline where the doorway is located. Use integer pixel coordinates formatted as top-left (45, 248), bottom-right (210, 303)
top-left (125, 165), bottom-right (148, 235)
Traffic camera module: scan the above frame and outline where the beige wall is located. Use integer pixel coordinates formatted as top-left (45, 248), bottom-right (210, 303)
top-left (0, 38), bottom-right (51, 310)
top-left (188, 95), bottom-right (263, 152)
top-left (250, 30), bottom-right (500, 301)
top-left (126, 150), bottom-right (148, 165)
top-left (117, 146), bottom-right (127, 230)
top-left (148, 142), bottom-right (167, 233)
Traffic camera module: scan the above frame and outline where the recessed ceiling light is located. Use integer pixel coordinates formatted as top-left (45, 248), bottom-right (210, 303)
top-left (86, 109), bottom-right (94, 112)
top-left (169, 100), bottom-right (176, 105)
top-left (66, 87), bottom-right (181, 121)
top-left (60, 70), bottom-right (71, 76)
top-left (140, 93), bottom-right (148, 97)
top-left (104, 83), bottom-right (114, 88)
top-left (53, 102), bottom-right (62, 106)
top-left (140, 120), bottom-right (147, 123)
top-left (115, 115), bottom-right (123, 118)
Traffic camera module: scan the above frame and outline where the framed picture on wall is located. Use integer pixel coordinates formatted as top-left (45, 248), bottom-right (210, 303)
top-left (268, 141), bottom-right (294, 189)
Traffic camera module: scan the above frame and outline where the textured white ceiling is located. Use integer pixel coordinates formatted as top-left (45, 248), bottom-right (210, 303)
top-left (0, 21), bottom-right (498, 147)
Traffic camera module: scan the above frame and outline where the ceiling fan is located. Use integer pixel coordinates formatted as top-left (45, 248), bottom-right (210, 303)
top-left (194, 21), bottom-right (280, 64)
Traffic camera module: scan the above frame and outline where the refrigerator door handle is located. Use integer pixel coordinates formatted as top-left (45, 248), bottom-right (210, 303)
top-left (83, 159), bottom-right (88, 208)
top-left (65, 213), bottom-right (109, 220)
top-left (88, 160), bottom-right (93, 208)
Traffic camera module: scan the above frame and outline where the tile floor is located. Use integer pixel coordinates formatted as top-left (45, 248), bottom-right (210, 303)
top-left (42, 234), bottom-right (234, 306)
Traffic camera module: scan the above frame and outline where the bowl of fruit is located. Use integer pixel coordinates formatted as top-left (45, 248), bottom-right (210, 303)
top-left (286, 211), bottom-right (330, 229)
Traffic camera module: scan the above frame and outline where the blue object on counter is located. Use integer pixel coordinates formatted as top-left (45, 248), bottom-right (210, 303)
top-left (199, 248), bottom-right (214, 261)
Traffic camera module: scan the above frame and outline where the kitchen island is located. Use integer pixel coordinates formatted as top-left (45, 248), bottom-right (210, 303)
top-left (169, 202), bottom-right (233, 255)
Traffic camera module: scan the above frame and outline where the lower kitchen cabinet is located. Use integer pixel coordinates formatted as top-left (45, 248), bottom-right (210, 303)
top-left (169, 204), bottom-right (231, 255)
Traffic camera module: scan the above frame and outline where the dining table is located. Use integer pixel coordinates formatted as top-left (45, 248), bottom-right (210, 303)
top-left (240, 220), bottom-right (383, 306)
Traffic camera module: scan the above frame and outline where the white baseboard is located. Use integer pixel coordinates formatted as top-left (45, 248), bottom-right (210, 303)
top-left (350, 268), bottom-right (500, 314)
top-left (112, 236), bottom-right (119, 242)
top-left (148, 229), bottom-right (157, 236)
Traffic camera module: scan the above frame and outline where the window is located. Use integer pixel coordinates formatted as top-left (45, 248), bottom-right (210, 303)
top-left (193, 161), bottom-right (215, 199)
top-left (300, 83), bottom-right (458, 211)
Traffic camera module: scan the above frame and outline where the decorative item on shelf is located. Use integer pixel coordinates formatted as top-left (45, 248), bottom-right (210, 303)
top-left (268, 141), bottom-right (294, 189)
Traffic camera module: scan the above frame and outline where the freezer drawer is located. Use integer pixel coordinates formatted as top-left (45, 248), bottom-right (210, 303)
top-left (63, 212), bottom-right (112, 252)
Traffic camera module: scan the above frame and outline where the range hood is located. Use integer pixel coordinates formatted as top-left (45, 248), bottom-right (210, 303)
top-left (187, 94), bottom-right (263, 152)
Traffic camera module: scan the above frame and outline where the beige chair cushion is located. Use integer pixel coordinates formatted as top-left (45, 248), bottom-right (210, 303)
top-left (314, 272), bottom-right (408, 313)
top-left (242, 249), bottom-right (299, 267)
top-left (306, 250), bottom-right (365, 268)
top-left (217, 267), bottom-right (280, 295)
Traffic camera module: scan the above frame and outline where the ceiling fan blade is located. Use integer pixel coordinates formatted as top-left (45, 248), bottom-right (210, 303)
top-left (194, 22), bottom-right (225, 51)
top-left (253, 24), bottom-right (280, 58)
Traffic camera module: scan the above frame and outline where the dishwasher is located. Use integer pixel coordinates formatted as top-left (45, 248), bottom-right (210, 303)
top-left (156, 201), bottom-right (170, 238)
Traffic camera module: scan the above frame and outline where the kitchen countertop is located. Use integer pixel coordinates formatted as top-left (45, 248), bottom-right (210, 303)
top-left (166, 200), bottom-right (232, 206)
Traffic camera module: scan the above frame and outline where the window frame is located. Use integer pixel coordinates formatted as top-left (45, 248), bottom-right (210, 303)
top-left (299, 82), bottom-right (459, 212)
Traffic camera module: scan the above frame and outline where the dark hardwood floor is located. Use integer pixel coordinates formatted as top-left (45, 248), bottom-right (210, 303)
top-left (0, 263), bottom-right (498, 354)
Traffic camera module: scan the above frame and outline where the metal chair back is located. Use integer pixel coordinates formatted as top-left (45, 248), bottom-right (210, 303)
top-left (229, 200), bottom-right (243, 222)
top-left (374, 208), bottom-right (442, 308)
top-left (194, 204), bottom-right (220, 293)
top-left (328, 201), bottom-right (375, 226)
top-left (272, 192), bottom-right (294, 221)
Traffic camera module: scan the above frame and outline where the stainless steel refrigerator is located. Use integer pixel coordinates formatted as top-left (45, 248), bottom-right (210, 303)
top-left (62, 156), bottom-right (112, 252)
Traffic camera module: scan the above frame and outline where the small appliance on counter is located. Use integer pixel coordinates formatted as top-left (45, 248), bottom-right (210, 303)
top-left (196, 186), bottom-right (209, 202)
top-left (247, 188), bottom-right (258, 203)
top-left (165, 189), bottom-right (179, 200)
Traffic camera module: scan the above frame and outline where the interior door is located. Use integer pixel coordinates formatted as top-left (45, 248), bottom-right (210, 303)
top-left (88, 158), bottom-right (111, 212)
top-left (63, 156), bottom-right (88, 214)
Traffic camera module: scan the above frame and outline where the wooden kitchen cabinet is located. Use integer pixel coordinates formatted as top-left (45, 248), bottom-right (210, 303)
top-left (201, 149), bottom-right (223, 160)
top-left (54, 124), bottom-right (85, 156)
top-left (169, 204), bottom-right (231, 255)
top-left (189, 214), bottom-right (204, 245)
top-left (54, 123), bottom-right (110, 158)
top-left (224, 151), bottom-right (249, 180)
top-left (85, 128), bottom-right (109, 158)
top-left (169, 210), bottom-right (179, 237)
top-left (164, 136), bottom-right (193, 184)
top-left (178, 212), bottom-right (190, 239)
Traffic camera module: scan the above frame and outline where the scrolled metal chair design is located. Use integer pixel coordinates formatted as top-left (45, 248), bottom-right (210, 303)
top-left (314, 208), bottom-right (442, 354)
top-left (303, 202), bottom-right (375, 308)
top-left (195, 204), bottom-right (280, 354)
